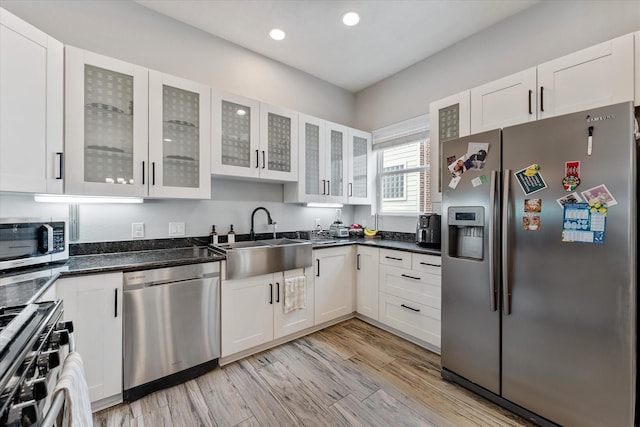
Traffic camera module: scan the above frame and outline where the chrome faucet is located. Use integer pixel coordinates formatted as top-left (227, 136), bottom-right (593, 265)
top-left (250, 207), bottom-right (274, 240)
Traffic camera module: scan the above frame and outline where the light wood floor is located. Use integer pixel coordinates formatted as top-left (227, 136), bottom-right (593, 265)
top-left (94, 319), bottom-right (532, 427)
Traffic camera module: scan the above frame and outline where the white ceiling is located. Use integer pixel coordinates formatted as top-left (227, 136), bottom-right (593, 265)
top-left (134, 0), bottom-right (538, 93)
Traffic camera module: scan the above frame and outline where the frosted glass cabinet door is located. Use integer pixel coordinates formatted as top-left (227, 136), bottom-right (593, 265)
top-left (0, 8), bottom-right (63, 194)
top-left (325, 122), bottom-right (348, 203)
top-left (299, 114), bottom-right (326, 203)
top-left (211, 91), bottom-right (260, 178)
top-left (259, 103), bottom-right (298, 182)
top-left (348, 129), bottom-right (372, 205)
top-left (65, 47), bottom-right (148, 197)
top-left (149, 71), bottom-right (210, 199)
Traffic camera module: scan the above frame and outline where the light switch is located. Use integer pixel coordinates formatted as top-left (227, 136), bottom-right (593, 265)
top-left (132, 223), bottom-right (144, 238)
top-left (169, 222), bottom-right (185, 237)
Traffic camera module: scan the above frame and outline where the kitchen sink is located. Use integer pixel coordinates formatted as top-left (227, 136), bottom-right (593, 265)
top-left (210, 238), bottom-right (312, 280)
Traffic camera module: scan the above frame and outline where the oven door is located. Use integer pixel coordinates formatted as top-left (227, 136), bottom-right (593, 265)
top-left (0, 219), bottom-right (68, 271)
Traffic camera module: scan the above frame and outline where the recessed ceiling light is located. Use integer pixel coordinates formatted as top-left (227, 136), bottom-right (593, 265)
top-left (342, 12), bottom-right (360, 26)
top-left (269, 28), bottom-right (286, 41)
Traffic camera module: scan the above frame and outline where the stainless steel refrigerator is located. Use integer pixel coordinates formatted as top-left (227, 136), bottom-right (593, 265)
top-left (441, 102), bottom-right (637, 427)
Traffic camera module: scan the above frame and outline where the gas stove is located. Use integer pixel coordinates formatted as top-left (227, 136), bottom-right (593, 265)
top-left (0, 301), bottom-right (71, 426)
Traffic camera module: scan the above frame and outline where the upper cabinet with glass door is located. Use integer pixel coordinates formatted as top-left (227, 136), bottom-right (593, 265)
top-left (347, 129), bottom-right (372, 205)
top-left (259, 103), bottom-right (298, 182)
top-left (148, 71), bottom-right (210, 199)
top-left (325, 122), bottom-right (349, 203)
top-left (211, 91), bottom-right (260, 179)
top-left (65, 46), bottom-right (148, 197)
top-left (284, 114), bottom-right (326, 203)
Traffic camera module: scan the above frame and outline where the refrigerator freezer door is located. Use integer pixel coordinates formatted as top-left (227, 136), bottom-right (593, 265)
top-left (501, 102), bottom-right (636, 427)
top-left (441, 129), bottom-right (501, 394)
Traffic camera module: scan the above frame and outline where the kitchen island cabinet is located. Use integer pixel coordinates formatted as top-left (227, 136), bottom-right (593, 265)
top-left (0, 8), bottom-right (63, 194)
top-left (55, 271), bottom-right (123, 411)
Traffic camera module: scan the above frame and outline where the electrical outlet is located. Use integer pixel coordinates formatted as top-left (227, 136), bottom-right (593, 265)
top-left (169, 222), bottom-right (185, 237)
top-left (132, 223), bottom-right (144, 238)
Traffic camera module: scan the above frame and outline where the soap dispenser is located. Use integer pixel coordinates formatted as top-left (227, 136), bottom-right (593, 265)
top-left (209, 225), bottom-right (218, 245)
top-left (228, 224), bottom-right (236, 243)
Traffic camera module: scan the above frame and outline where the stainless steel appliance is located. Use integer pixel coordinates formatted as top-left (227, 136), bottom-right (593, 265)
top-left (123, 262), bottom-right (220, 401)
top-left (416, 213), bottom-right (441, 247)
top-left (0, 218), bottom-right (68, 272)
top-left (0, 301), bottom-right (73, 426)
top-left (441, 102), bottom-right (636, 427)
top-left (329, 223), bottom-right (349, 238)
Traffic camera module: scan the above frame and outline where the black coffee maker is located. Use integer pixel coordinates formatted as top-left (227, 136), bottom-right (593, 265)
top-left (416, 213), bottom-right (441, 247)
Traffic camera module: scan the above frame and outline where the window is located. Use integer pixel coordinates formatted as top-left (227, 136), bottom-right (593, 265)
top-left (373, 115), bottom-right (431, 214)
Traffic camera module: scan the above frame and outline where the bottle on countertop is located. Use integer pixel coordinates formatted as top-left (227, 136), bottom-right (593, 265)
top-left (209, 225), bottom-right (218, 245)
top-left (227, 224), bottom-right (235, 243)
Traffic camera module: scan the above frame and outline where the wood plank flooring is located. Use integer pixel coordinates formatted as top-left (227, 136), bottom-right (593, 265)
top-left (93, 319), bottom-right (532, 427)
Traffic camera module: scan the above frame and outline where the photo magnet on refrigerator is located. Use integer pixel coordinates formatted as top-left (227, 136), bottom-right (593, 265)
top-left (563, 161), bottom-right (581, 191)
top-left (514, 164), bottom-right (547, 195)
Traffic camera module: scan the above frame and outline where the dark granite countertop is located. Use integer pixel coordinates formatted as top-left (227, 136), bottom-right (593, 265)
top-left (0, 246), bottom-right (224, 307)
top-left (311, 237), bottom-right (441, 256)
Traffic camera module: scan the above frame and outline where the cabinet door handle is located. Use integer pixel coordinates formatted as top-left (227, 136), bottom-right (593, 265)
top-left (357, 253), bottom-right (361, 270)
top-left (401, 274), bottom-right (421, 281)
top-left (114, 289), bottom-right (118, 317)
top-left (419, 262), bottom-right (440, 267)
top-left (262, 151), bottom-right (266, 169)
top-left (401, 304), bottom-right (420, 313)
top-left (321, 180), bottom-right (326, 195)
top-left (55, 152), bottom-right (64, 179)
top-left (256, 150), bottom-right (260, 168)
top-left (269, 283), bottom-right (273, 304)
top-left (348, 183), bottom-right (353, 197)
top-left (142, 161), bottom-right (145, 185)
top-left (528, 90), bottom-right (532, 115)
top-left (276, 282), bottom-right (280, 303)
top-left (152, 162), bottom-right (156, 185)
top-left (540, 86), bottom-right (544, 112)
top-left (385, 256), bottom-right (403, 261)
top-left (316, 259), bottom-right (320, 277)
top-left (327, 180), bottom-right (330, 195)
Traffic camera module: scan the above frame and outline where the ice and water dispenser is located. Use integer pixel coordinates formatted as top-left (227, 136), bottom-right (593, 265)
top-left (447, 206), bottom-right (484, 260)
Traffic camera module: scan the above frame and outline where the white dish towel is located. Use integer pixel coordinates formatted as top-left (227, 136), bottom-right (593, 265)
top-left (284, 275), bottom-right (306, 313)
top-left (53, 352), bottom-right (93, 427)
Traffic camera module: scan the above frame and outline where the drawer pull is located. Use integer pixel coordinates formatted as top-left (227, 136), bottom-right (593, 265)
top-left (385, 256), bottom-right (403, 261)
top-left (401, 304), bottom-right (420, 312)
top-left (401, 274), bottom-right (421, 280)
top-left (419, 262), bottom-right (440, 267)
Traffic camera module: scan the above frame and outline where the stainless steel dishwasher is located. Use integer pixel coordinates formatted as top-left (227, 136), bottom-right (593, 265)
top-left (123, 262), bottom-right (220, 402)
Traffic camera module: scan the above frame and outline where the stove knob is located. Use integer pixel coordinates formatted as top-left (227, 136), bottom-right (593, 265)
top-left (57, 320), bottom-right (74, 333)
top-left (21, 404), bottom-right (37, 425)
top-left (37, 350), bottom-right (60, 369)
top-left (51, 329), bottom-right (69, 345)
top-left (20, 377), bottom-right (48, 402)
top-left (32, 379), bottom-right (48, 401)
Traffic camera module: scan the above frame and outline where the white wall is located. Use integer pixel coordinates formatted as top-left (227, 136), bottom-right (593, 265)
top-left (353, 0), bottom-right (640, 232)
top-left (0, 180), bottom-right (353, 242)
top-left (0, 0), bottom-right (356, 242)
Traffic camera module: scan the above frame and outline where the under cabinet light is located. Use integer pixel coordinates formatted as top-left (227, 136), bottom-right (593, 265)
top-left (306, 202), bottom-right (344, 208)
top-left (34, 194), bottom-right (144, 204)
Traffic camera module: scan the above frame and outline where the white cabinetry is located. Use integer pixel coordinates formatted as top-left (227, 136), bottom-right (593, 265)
top-left (258, 103), bottom-right (298, 182)
top-left (470, 67), bottom-right (537, 133)
top-left (65, 47), bottom-right (210, 198)
top-left (377, 249), bottom-right (441, 351)
top-left (356, 245), bottom-right (379, 320)
top-left (211, 91), bottom-right (260, 178)
top-left (347, 129), bottom-right (372, 205)
top-left (537, 33), bottom-right (634, 119)
top-left (0, 8), bottom-right (63, 194)
top-left (284, 116), bottom-right (348, 204)
top-left (314, 246), bottom-right (355, 324)
top-left (148, 70), bottom-right (211, 198)
top-left (55, 272), bottom-right (123, 408)
top-left (635, 32), bottom-right (640, 106)
top-left (221, 267), bottom-right (313, 357)
top-left (429, 90), bottom-right (471, 203)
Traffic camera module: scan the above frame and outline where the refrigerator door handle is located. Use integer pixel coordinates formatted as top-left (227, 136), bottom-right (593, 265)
top-left (488, 170), bottom-right (498, 312)
top-left (502, 169), bottom-right (511, 315)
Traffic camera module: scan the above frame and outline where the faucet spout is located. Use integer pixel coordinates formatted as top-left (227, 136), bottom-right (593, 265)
top-left (250, 207), bottom-right (274, 240)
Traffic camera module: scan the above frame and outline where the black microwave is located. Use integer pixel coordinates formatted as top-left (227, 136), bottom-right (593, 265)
top-left (0, 218), bottom-right (68, 271)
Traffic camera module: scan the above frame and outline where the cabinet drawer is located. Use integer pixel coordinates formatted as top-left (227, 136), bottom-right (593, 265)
top-left (379, 264), bottom-right (440, 309)
top-left (379, 249), bottom-right (412, 269)
top-left (412, 253), bottom-right (441, 274)
top-left (378, 293), bottom-right (440, 349)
